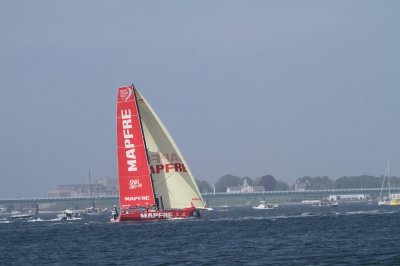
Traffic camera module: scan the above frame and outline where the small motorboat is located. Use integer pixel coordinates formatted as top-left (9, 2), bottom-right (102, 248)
top-left (83, 206), bottom-right (108, 216)
top-left (57, 209), bottom-right (78, 220)
top-left (253, 201), bottom-right (278, 210)
top-left (10, 210), bottom-right (34, 219)
top-left (330, 201), bottom-right (339, 207)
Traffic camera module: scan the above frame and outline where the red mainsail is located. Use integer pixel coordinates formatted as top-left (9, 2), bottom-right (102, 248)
top-left (116, 85), bottom-right (155, 208)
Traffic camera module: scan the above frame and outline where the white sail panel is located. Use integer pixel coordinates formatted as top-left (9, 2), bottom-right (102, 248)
top-left (136, 91), bottom-right (205, 209)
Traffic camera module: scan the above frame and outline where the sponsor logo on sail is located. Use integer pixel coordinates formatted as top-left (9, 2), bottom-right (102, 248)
top-left (124, 196), bottom-right (150, 201)
top-left (148, 153), bottom-right (188, 174)
top-left (150, 163), bottom-right (187, 174)
top-left (150, 153), bottom-right (182, 164)
top-left (121, 109), bottom-right (137, 172)
top-left (119, 86), bottom-right (133, 101)
top-left (129, 179), bottom-right (142, 190)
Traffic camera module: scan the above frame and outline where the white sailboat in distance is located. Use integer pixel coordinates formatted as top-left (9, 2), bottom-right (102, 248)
top-left (378, 161), bottom-right (400, 206)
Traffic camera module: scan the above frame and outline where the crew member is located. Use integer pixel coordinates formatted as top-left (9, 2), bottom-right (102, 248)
top-left (112, 205), bottom-right (119, 220)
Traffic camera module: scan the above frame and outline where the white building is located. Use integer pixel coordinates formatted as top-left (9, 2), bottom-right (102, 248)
top-left (227, 179), bottom-right (265, 193)
top-left (47, 178), bottom-right (119, 197)
top-left (328, 194), bottom-right (367, 201)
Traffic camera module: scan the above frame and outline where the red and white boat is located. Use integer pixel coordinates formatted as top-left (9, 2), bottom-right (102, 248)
top-left (112, 85), bottom-right (205, 222)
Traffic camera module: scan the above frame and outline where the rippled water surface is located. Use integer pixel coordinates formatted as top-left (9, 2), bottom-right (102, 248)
top-left (1, 203), bottom-right (400, 265)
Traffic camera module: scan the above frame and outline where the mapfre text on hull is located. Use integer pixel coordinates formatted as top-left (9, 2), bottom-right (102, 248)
top-left (111, 207), bottom-right (199, 222)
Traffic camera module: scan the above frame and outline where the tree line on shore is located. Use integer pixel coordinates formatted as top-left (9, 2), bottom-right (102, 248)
top-left (196, 174), bottom-right (400, 193)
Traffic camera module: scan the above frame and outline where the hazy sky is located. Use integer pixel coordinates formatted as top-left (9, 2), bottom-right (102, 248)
top-left (1, 1), bottom-right (399, 197)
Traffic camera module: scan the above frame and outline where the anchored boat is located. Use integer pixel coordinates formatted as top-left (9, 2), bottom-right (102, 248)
top-left (253, 201), bottom-right (278, 210)
top-left (10, 210), bottom-right (34, 219)
top-left (112, 85), bottom-right (205, 222)
top-left (83, 171), bottom-right (108, 216)
top-left (378, 160), bottom-right (400, 206)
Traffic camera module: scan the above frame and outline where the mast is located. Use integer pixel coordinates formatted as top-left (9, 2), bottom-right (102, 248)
top-left (388, 160), bottom-right (391, 197)
top-left (379, 160), bottom-right (391, 200)
top-left (132, 85), bottom-right (158, 207)
top-left (89, 170), bottom-right (95, 208)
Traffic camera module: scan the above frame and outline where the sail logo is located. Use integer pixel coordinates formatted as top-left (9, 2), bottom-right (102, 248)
top-left (121, 109), bottom-right (137, 172)
top-left (119, 86), bottom-right (133, 101)
top-left (150, 163), bottom-right (187, 174)
top-left (150, 153), bottom-right (182, 164)
top-left (129, 179), bottom-right (142, 190)
top-left (125, 196), bottom-right (150, 201)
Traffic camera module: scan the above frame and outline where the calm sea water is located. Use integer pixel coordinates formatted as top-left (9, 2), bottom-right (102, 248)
top-left (1, 202), bottom-right (399, 265)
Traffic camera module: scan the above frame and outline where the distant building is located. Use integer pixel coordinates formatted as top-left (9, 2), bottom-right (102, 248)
top-left (47, 178), bottom-right (119, 197)
top-left (294, 180), bottom-right (308, 191)
top-left (227, 179), bottom-right (265, 193)
top-left (328, 194), bottom-right (367, 201)
top-left (391, 193), bottom-right (400, 199)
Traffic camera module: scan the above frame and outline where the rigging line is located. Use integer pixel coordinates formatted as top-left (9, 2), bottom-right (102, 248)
top-left (387, 160), bottom-right (391, 196)
top-left (379, 160), bottom-right (390, 199)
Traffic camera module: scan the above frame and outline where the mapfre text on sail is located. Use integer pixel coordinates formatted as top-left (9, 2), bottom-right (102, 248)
top-left (121, 109), bottom-right (138, 172)
top-left (121, 109), bottom-right (189, 175)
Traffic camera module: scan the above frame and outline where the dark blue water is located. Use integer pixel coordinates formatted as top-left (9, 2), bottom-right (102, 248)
top-left (1, 203), bottom-right (400, 265)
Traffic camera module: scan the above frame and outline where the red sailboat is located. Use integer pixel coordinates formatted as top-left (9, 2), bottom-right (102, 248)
top-left (112, 85), bottom-right (205, 222)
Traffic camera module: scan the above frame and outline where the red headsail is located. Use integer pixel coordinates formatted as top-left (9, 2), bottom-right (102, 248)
top-left (116, 85), bottom-right (155, 208)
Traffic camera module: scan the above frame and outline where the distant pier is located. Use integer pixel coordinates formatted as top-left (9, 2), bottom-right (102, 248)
top-left (1, 188), bottom-right (399, 209)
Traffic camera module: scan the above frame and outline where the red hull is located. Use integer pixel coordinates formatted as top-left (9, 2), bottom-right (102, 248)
top-left (112, 207), bottom-right (199, 222)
